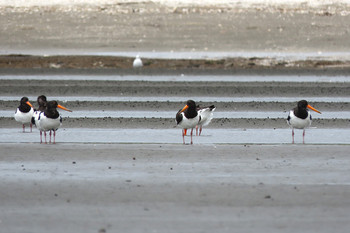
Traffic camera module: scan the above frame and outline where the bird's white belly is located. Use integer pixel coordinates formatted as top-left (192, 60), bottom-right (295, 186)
top-left (133, 58), bottom-right (143, 68)
top-left (14, 108), bottom-right (34, 124)
top-left (33, 111), bottom-right (42, 129)
top-left (39, 116), bottom-right (61, 131)
top-left (288, 111), bottom-right (312, 129)
top-left (178, 115), bottom-right (200, 129)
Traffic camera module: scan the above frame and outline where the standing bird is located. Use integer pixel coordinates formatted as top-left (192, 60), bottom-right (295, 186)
top-left (37, 101), bottom-right (72, 144)
top-left (196, 105), bottom-right (216, 136)
top-left (133, 55), bottom-right (143, 68)
top-left (36, 95), bottom-right (47, 112)
top-left (32, 95), bottom-right (48, 139)
top-left (14, 97), bottom-right (34, 132)
top-left (176, 100), bottom-right (201, 144)
top-left (287, 100), bottom-right (321, 144)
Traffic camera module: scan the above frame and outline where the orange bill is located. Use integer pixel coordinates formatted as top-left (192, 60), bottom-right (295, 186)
top-left (26, 101), bottom-right (33, 108)
top-left (57, 104), bottom-right (72, 112)
top-left (180, 105), bottom-right (189, 112)
top-left (307, 104), bottom-right (321, 114)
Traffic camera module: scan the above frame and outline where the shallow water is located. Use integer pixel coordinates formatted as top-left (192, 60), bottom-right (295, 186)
top-left (1, 74), bottom-right (350, 83)
top-left (1, 128), bottom-right (349, 144)
top-left (2, 72), bottom-right (349, 145)
top-left (2, 96), bottom-right (350, 103)
top-left (1, 110), bottom-right (350, 119)
top-left (3, 50), bottom-right (350, 60)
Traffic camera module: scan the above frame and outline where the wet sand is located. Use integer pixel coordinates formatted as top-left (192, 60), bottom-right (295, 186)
top-left (1, 143), bottom-right (350, 233)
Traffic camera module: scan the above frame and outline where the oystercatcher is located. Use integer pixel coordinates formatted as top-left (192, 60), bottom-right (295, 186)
top-left (176, 100), bottom-right (201, 144)
top-left (36, 95), bottom-right (47, 112)
top-left (37, 100), bottom-right (72, 144)
top-left (287, 100), bottom-right (321, 144)
top-left (14, 97), bottom-right (34, 132)
top-left (32, 95), bottom-right (48, 142)
top-left (196, 105), bottom-right (216, 136)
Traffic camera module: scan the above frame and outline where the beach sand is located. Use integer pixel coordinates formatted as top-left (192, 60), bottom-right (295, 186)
top-left (1, 0), bottom-right (350, 57)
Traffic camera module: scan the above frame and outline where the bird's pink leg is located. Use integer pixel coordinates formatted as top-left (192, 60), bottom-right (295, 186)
top-left (196, 125), bottom-right (198, 136)
top-left (44, 131), bottom-right (47, 144)
top-left (292, 129), bottom-right (295, 144)
top-left (190, 128), bottom-right (193, 144)
top-left (49, 130), bottom-right (52, 144)
top-left (303, 129), bottom-right (305, 144)
top-left (40, 131), bottom-right (42, 144)
top-left (182, 129), bottom-right (186, 144)
top-left (30, 123), bottom-right (32, 132)
top-left (22, 124), bottom-right (25, 133)
top-left (53, 130), bottom-right (56, 144)
top-left (199, 126), bottom-right (203, 136)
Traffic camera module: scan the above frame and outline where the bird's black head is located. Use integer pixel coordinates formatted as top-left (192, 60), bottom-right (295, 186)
top-left (37, 95), bottom-right (47, 104)
top-left (186, 100), bottom-right (196, 109)
top-left (47, 101), bottom-right (58, 110)
top-left (20, 96), bottom-right (29, 104)
top-left (37, 95), bottom-right (47, 110)
top-left (44, 101), bottom-right (60, 119)
top-left (297, 100), bottom-right (308, 109)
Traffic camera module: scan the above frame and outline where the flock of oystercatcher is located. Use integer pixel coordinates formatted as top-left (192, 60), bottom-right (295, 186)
top-left (14, 95), bottom-right (72, 144)
top-left (14, 96), bottom-right (321, 144)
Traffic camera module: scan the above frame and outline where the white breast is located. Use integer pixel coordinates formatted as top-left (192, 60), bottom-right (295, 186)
top-left (14, 108), bottom-right (34, 124)
top-left (177, 113), bottom-right (200, 129)
top-left (287, 110), bottom-right (312, 129)
top-left (38, 112), bottom-right (62, 131)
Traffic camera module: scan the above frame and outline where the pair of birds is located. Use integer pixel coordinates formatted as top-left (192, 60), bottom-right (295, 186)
top-left (176, 100), bottom-right (216, 144)
top-left (176, 99), bottom-right (321, 144)
top-left (14, 96), bottom-right (72, 144)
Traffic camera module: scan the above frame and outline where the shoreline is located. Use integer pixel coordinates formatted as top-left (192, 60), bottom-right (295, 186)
top-left (2, 54), bottom-right (350, 71)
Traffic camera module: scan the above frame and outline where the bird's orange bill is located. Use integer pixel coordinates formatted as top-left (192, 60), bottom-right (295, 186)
top-left (26, 101), bottom-right (33, 108)
top-left (58, 104), bottom-right (72, 112)
top-left (307, 104), bottom-right (321, 114)
top-left (180, 105), bottom-right (189, 112)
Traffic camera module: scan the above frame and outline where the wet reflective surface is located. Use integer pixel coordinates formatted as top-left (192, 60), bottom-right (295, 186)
top-left (1, 74), bottom-right (350, 82)
top-left (2, 110), bottom-right (350, 119)
top-left (1, 128), bottom-right (349, 144)
top-left (2, 96), bottom-right (350, 102)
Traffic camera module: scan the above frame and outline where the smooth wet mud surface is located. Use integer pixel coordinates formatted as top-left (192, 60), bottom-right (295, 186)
top-left (1, 128), bottom-right (349, 144)
top-left (1, 74), bottom-right (349, 130)
top-left (1, 143), bottom-right (350, 233)
top-left (2, 72), bottom-right (349, 233)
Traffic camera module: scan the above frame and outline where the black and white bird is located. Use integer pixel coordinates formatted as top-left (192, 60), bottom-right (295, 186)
top-left (287, 100), bottom-right (321, 144)
top-left (176, 100), bottom-right (201, 144)
top-left (32, 95), bottom-right (47, 124)
top-left (37, 100), bottom-right (72, 144)
top-left (32, 95), bottom-right (48, 140)
top-left (196, 105), bottom-right (216, 136)
top-left (36, 95), bottom-right (47, 112)
top-left (14, 97), bottom-right (34, 132)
